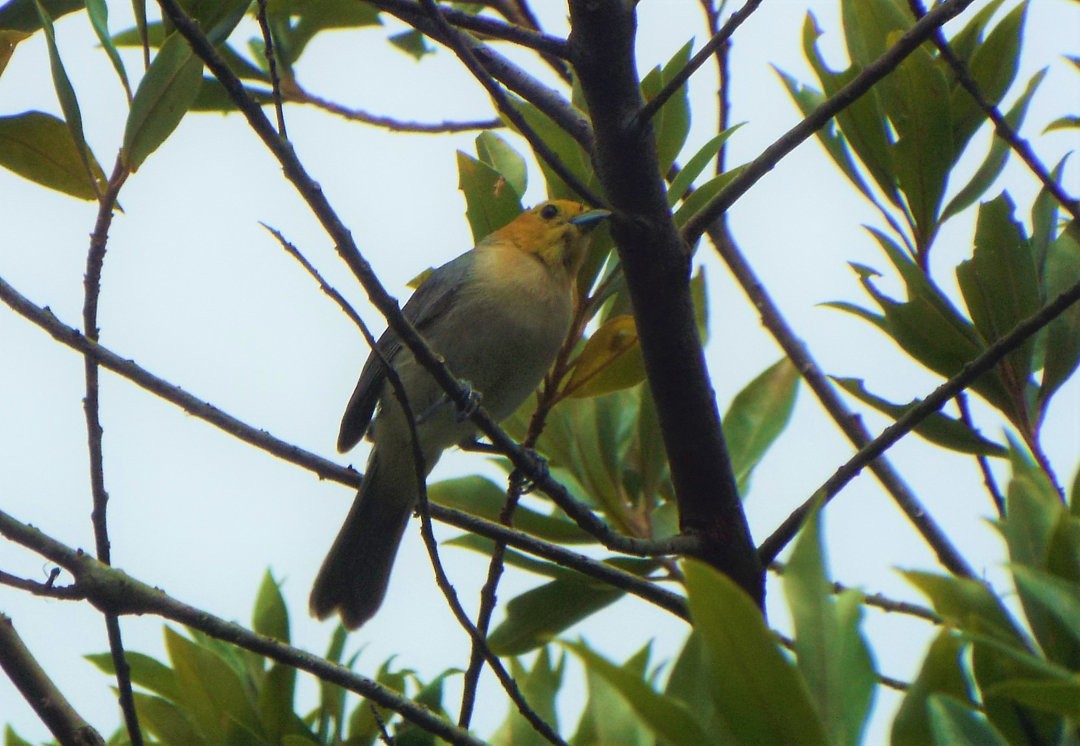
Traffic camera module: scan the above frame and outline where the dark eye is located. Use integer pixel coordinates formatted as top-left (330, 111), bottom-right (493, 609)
top-left (539, 203), bottom-right (559, 220)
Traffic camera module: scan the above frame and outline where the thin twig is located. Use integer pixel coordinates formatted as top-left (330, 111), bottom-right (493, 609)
top-left (683, 0), bottom-right (981, 246)
top-left (635, 0), bottom-right (762, 128)
top-left (373, 0), bottom-right (594, 150)
top-left (370, 0), bottom-right (569, 59)
top-left (82, 157), bottom-right (142, 746)
top-left (770, 563), bottom-right (942, 623)
top-left (418, 0), bottom-right (605, 207)
top-left (956, 393), bottom-right (1005, 518)
top-left (0, 570), bottom-right (85, 600)
top-left (760, 276), bottom-right (1080, 564)
top-left (0, 614), bottom-right (106, 746)
top-left (907, 0), bottom-right (1079, 221)
top-left (255, 0), bottom-right (288, 139)
top-left (291, 83), bottom-right (502, 132)
top-left (706, 225), bottom-right (973, 578)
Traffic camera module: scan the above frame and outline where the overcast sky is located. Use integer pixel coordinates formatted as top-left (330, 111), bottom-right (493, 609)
top-left (1, 0), bottom-right (1078, 742)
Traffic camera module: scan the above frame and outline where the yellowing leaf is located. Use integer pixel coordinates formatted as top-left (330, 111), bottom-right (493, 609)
top-left (564, 315), bottom-right (645, 398)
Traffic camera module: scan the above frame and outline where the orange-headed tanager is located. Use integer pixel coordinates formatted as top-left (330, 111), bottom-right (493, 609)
top-left (310, 200), bottom-right (610, 628)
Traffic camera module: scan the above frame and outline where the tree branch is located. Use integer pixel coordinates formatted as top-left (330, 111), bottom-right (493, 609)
top-left (0, 511), bottom-right (487, 746)
top-left (704, 224), bottom-right (974, 578)
top-left (907, 0), bottom-right (1079, 221)
top-left (635, 0), bottom-right (762, 127)
top-left (0, 614), bottom-right (105, 746)
top-left (683, 0), bottom-right (980, 246)
top-left (568, 0), bottom-right (763, 607)
top-left (417, 0), bottom-right (604, 206)
top-left (373, 0), bottom-right (593, 150)
top-left (82, 157), bottom-right (143, 746)
top-left (370, 0), bottom-right (569, 59)
top-left (0, 272), bottom-right (697, 567)
top-left (760, 276), bottom-right (1080, 564)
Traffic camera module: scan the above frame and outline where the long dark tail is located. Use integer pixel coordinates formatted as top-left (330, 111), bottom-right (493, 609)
top-left (309, 452), bottom-right (412, 629)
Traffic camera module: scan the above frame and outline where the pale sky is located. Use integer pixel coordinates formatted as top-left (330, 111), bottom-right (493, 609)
top-left (1, 1), bottom-right (1078, 742)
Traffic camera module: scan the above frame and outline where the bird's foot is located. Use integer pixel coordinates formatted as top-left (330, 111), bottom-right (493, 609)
top-left (513, 449), bottom-right (548, 494)
top-left (453, 380), bottom-right (481, 422)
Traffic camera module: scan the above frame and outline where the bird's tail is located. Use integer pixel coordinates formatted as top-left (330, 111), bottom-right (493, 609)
top-left (309, 451), bottom-right (413, 629)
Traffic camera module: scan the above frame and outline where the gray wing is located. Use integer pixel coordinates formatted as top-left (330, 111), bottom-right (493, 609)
top-left (336, 251), bottom-right (475, 452)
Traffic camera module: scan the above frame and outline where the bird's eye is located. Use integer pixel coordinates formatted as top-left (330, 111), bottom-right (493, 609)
top-left (539, 203), bottom-right (559, 220)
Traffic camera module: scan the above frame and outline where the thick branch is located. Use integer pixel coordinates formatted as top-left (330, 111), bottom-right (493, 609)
top-left (568, 0), bottom-right (763, 607)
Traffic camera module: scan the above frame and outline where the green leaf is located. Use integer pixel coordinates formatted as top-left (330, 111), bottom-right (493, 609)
top-left (956, 195), bottom-right (1041, 405)
top-left (85, 650), bottom-right (180, 702)
top-left (134, 692), bottom-right (205, 745)
top-left (672, 165), bottom-right (744, 232)
top-left (388, 29), bottom-right (432, 60)
top-left (0, 28), bottom-right (30, 76)
top-left (252, 569), bottom-right (290, 643)
top-left (0, 0), bottom-right (81, 31)
top-left (684, 560), bottom-right (826, 746)
top-left (841, 0), bottom-right (911, 67)
top-left (1010, 564), bottom-right (1080, 668)
top-left (571, 653), bottom-right (653, 746)
top-left (832, 376), bottom-right (1007, 457)
top-left (640, 40), bottom-right (692, 175)
top-left (982, 678), bottom-right (1080, 720)
top-left (892, 631), bottom-right (974, 746)
top-left (1045, 115), bottom-right (1080, 133)
top-left (664, 633), bottom-right (724, 736)
top-left (84, 0), bottom-right (132, 100)
top-left (971, 632), bottom-right (1072, 744)
top-left (783, 507), bottom-right (876, 746)
top-left (502, 97), bottom-right (596, 202)
top-left (566, 642), bottom-right (710, 746)
top-left (33, 0), bottom-right (95, 194)
top-left (0, 111), bottom-right (106, 199)
top-left (901, 570), bottom-right (1026, 646)
top-left (476, 131), bottom-right (527, 199)
top-left (667, 127), bottom-right (741, 206)
top-left (723, 359), bottom-right (800, 497)
top-left (258, 664), bottom-right (298, 744)
top-left (3, 725), bottom-right (36, 746)
top-left (122, 31), bottom-right (204, 170)
top-left (1038, 223), bottom-right (1080, 407)
top-left (941, 70), bottom-right (1044, 224)
top-left (775, 68), bottom-right (886, 215)
top-left (163, 626), bottom-right (260, 742)
top-left (428, 475), bottom-right (594, 544)
top-left (880, 36), bottom-right (952, 248)
top-left (487, 574), bottom-right (625, 656)
top-left (266, 0), bottom-right (381, 69)
top-left (492, 649), bottom-right (564, 746)
top-left (455, 150), bottom-right (523, 244)
top-left (950, 3), bottom-right (1027, 152)
top-left (927, 694), bottom-right (1009, 746)
top-left (802, 12), bottom-right (899, 210)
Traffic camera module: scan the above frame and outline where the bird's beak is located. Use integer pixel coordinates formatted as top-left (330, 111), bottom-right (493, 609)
top-left (570, 209), bottom-right (611, 231)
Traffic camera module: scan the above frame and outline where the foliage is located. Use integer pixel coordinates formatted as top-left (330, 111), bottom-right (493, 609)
top-left (0, 0), bottom-right (1077, 744)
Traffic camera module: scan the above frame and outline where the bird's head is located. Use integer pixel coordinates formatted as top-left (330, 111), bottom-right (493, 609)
top-left (486, 200), bottom-right (610, 279)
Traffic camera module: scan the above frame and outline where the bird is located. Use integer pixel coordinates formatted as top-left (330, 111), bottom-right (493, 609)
top-left (310, 200), bottom-right (610, 629)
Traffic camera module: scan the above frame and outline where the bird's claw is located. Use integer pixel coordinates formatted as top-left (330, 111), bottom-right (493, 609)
top-left (454, 380), bottom-right (481, 422)
top-left (414, 380), bottom-right (481, 425)
top-left (513, 449), bottom-right (548, 494)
